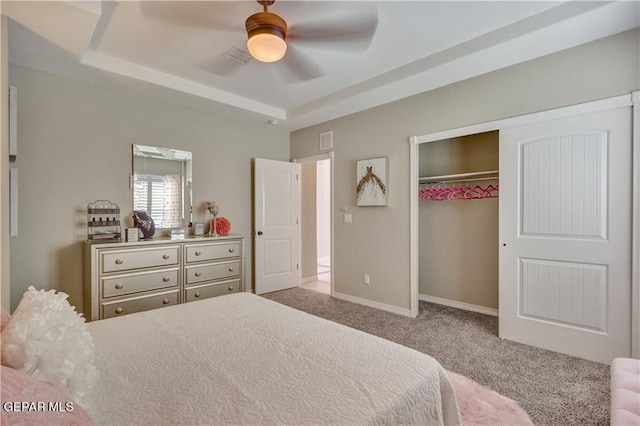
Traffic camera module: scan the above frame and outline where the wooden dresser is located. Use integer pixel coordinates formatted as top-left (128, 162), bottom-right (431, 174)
top-left (83, 235), bottom-right (244, 321)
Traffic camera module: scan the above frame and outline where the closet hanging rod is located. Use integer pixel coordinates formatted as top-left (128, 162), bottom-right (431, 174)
top-left (419, 176), bottom-right (498, 185)
top-left (418, 169), bottom-right (499, 182)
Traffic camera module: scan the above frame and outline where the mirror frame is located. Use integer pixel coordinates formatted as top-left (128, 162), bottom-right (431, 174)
top-left (132, 144), bottom-right (192, 229)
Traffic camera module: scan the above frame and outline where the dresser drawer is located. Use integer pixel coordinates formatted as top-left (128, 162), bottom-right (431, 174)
top-left (185, 279), bottom-right (240, 303)
top-left (102, 268), bottom-right (179, 298)
top-left (185, 241), bottom-right (241, 263)
top-left (101, 246), bottom-right (179, 273)
top-left (185, 260), bottom-right (241, 284)
top-left (101, 289), bottom-right (179, 319)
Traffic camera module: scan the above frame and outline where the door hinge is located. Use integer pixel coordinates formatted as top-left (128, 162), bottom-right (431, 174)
top-left (296, 219), bottom-right (299, 225)
top-left (296, 174), bottom-right (299, 180)
top-left (296, 263), bottom-right (299, 269)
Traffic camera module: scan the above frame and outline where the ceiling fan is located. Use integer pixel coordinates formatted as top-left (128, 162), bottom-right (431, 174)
top-left (245, 0), bottom-right (288, 63)
top-left (139, 1), bottom-right (379, 83)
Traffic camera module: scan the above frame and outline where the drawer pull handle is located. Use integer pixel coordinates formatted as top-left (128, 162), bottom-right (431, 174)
top-left (115, 283), bottom-right (123, 290)
top-left (162, 277), bottom-right (170, 282)
top-left (115, 259), bottom-right (123, 265)
top-left (195, 251), bottom-right (202, 256)
top-left (162, 254), bottom-right (170, 260)
top-left (115, 307), bottom-right (124, 315)
top-left (228, 286), bottom-right (234, 291)
top-left (194, 292), bottom-right (201, 298)
top-left (195, 272), bottom-right (201, 277)
top-left (228, 248), bottom-right (235, 253)
top-left (162, 299), bottom-right (170, 305)
top-left (228, 267), bottom-right (234, 272)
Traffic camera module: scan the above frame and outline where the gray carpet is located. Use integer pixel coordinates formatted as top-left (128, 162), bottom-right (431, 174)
top-left (262, 288), bottom-right (610, 426)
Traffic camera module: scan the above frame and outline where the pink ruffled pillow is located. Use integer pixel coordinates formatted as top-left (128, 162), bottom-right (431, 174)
top-left (1, 286), bottom-right (97, 407)
top-left (1, 365), bottom-right (94, 425)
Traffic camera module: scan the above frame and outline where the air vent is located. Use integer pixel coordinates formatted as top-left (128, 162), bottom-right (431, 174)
top-left (319, 131), bottom-right (333, 150)
top-left (224, 46), bottom-right (252, 64)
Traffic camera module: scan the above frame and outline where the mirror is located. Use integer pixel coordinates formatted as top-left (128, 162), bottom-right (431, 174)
top-left (132, 144), bottom-right (192, 229)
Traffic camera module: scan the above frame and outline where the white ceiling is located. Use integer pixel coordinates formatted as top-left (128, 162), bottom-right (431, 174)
top-left (3, 1), bottom-right (639, 131)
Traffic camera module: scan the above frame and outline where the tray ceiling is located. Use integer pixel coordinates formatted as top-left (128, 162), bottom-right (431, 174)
top-left (4, 1), bottom-right (639, 130)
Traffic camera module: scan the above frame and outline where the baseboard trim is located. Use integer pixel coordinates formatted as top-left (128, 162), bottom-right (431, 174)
top-left (333, 292), bottom-right (413, 317)
top-left (300, 275), bottom-right (318, 285)
top-left (419, 294), bottom-right (499, 317)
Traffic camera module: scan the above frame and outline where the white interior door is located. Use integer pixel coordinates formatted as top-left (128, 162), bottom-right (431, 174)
top-left (254, 158), bottom-right (300, 295)
top-left (499, 106), bottom-right (632, 364)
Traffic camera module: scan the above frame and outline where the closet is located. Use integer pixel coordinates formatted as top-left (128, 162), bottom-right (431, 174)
top-left (411, 95), bottom-right (637, 364)
top-left (418, 131), bottom-right (499, 314)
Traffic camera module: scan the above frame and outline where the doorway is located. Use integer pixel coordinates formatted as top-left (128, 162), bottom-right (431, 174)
top-left (296, 153), bottom-right (333, 296)
top-left (418, 132), bottom-right (499, 316)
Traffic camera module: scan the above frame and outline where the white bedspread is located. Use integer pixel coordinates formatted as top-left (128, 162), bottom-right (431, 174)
top-left (85, 293), bottom-right (461, 425)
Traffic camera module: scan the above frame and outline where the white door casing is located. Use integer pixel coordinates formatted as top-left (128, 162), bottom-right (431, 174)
top-left (499, 107), bottom-right (632, 364)
top-left (254, 158), bottom-right (300, 295)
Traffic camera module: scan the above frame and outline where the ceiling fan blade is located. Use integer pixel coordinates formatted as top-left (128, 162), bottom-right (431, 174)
top-left (138, 2), bottom-right (242, 32)
top-left (288, 10), bottom-right (379, 53)
top-left (275, 45), bottom-right (324, 83)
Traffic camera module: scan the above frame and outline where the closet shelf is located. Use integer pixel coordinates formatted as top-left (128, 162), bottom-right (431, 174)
top-left (419, 169), bottom-right (498, 183)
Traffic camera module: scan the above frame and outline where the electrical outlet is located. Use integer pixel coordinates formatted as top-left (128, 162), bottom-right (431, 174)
top-left (363, 274), bottom-right (370, 285)
top-left (344, 213), bottom-right (352, 223)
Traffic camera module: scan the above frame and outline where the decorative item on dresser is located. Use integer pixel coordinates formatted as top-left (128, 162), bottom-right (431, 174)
top-left (83, 235), bottom-right (244, 321)
top-left (205, 201), bottom-right (220, 236)
top-left (125, 227), bottom-right (139, 242)
top-left (212, 216), bottom-right (231, 236)
top-left (132, 210), bottom-right (155, 240)
top-left (87, 200), bottom-right (121, 241)
top-left (193, 222), bottom-right (205, 236)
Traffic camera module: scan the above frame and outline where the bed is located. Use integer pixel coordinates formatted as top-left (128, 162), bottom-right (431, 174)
top-left (1, 291), bottom-right (461, 425)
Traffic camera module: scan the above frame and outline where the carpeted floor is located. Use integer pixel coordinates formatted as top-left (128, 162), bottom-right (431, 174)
top-left (262, 288), bottom-right (610, 426)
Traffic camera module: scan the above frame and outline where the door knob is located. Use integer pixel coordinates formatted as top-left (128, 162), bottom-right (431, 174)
top-left (257, 231), bottom-right (263, 236)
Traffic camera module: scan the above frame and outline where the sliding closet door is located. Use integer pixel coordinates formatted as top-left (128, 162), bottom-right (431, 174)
top-left (499, 106), bottom-right (632, 364)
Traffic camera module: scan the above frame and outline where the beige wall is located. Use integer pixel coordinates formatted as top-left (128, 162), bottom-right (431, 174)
top-left (0, 15), bottom-right (9, 309)
top-left (291, 28), bottom-right (640, 312)
top-left (300, 162), bottom-right (318, 281)
top-left (419, 132), bottom-right (499, 309)
top-left (8, 65), bottom-right (290, 311)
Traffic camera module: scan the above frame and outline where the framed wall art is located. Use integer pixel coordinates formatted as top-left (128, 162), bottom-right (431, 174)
top-left (356, 157), bottom-right (389, 206)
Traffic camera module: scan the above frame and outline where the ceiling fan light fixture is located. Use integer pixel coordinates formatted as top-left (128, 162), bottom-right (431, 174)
top-left (247, 32), bottom-right (287, 63)
top-left (245, 10), bottom-right (288, 63)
